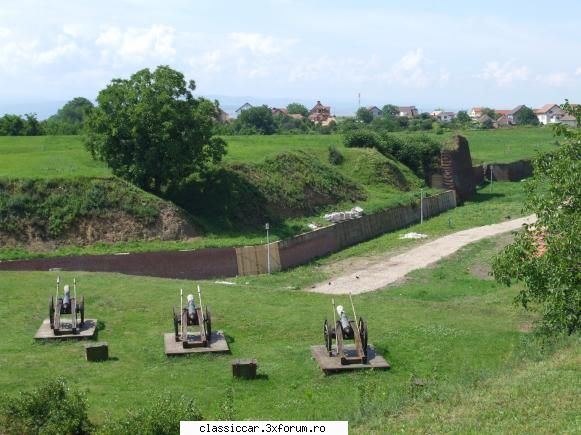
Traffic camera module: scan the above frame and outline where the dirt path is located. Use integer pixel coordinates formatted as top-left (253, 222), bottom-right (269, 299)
top-left (307, 215), bottom-right (536, 295)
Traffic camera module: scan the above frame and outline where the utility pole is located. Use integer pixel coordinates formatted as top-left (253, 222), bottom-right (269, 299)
top-left (358, 93), bottom-right (361, 109)
top-left (265, 223), bottom-right (271, 274)
top-left (420, 188), bottom-right (424, 224)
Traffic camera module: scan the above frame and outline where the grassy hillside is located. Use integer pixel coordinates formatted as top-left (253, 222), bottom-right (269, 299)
top-left (0, 236), bottom-right (549, 424)
top-left (356, 340), bottom-right (580, 434)
top-left (0, 178), bottom-right (197, 249)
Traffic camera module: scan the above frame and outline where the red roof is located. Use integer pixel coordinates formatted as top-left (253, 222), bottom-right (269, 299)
top-left (534, 103), bottom-right (559, 114)
top-left (495, 110), bottom-right (511, 116)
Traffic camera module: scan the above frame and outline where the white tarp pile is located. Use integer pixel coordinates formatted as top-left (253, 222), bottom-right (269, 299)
top-left (399, 232), bottom-right (428, 239)
top-left (324, 207), bottom-right (364, 223)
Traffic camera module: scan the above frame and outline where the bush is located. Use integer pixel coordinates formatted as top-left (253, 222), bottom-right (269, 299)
top-left (376, 134), bottom-right (441, 182)
top-left (344, 130), bottom-right (382, 149)
top-left (98, 394), bottom-right (202, 435)
top-left (328, 145), bottom-right (344, 165)
top-left (0, 378), bottom-right (92, 435)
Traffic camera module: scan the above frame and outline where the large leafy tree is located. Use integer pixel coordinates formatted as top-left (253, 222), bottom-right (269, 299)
top-left (85, 66), bottom-right (227, 193)
top-left (356, 107), bottom-right (373, 124)
top-left (234, 105), bottom-right (277, 135)
top-left (493, 101), bottom-right (580, 334)
top-left (286, 102), bottom-right (309, 117)
top-left (44, 97), bottom-right (94, 135)
top-left (514, 105), bottom-right (540, 126)
top-left (381, 104), bottom-right (400, 118)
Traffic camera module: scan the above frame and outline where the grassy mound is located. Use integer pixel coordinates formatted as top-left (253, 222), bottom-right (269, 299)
top-left (340, 147), bottom-right (421, 190)
top-left (170, 151), bottom-right (367, 227)
top-left (0, 177), bottom-right (197, 248)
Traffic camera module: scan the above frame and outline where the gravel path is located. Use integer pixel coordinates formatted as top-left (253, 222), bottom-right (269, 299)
top-left (307, 215), bottom-right (536, 295)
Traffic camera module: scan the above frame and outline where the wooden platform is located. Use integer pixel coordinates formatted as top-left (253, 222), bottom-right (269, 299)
top-left (310, 344), bottom-right (390, 374)
top-left (34, 319), bottom-right (98, 340)
top-left (163, 331), bottom-right (230, 356)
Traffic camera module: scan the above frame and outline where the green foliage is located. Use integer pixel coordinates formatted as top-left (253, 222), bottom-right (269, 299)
top-left (340, 147), bottom-right (419, 191)
top-left (217, 387), bottom-right (236, 421)
top-left (170, 151), bottom-right (366, 226)
top-left (481, 107), bottom-right (499, 120)
top-left (0, 113), bottom-right (43, 136)
top-left (44, 97), bottom-right (94, 135)
top-left (234, 105), bottom-right (277, 135)
top-left (0, 378), bottom-right (92, 435)
top-left (514, 105), bottom-right (540, 126)
top-left (327, 144), bottom-right (344, 165)
top-left (376, 133), bottom-right (441, 181)
top-left (493, 101), bottom-right (580, 334)
top-left (344, 129), bottom-right (382, 149)
top-left (481, 117), bottom-right (495, 129)
top-left (455, 110), bottom-right (471, 125)
top-left (98, 395), bottom-right (202, 435)
top-left (85, 65), bottom-right (227, 193)
top-left (381, 104), bottom-right (400, 118)
top-left (286, 102), bottom-right (309, 117)
top-left (356, 107), bottom-right (373, 124)
top-left (0, 178), bottom-right (160, 238)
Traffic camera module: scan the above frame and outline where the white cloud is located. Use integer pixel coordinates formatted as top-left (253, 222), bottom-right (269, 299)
top-left (439, 67), bottom-right (451, 83)
top-left (0, 28), bottom-right (79, 73)
top-left (575, 67), bottom-right (581, 76)
top-left (288, 55), bottom-right (380, 83)
top-left (385, 49), bottom-right (431, 88)
top-left (95, 25), bottom-right (176, 63)
top-left (189, 50), bottom-right (223, 74)
top-left (230, 32), bottom-right (296, 56)
top-left (477, 60), bottom-right (529, 87)
top-left (537, 72), bottom-right (571, 87)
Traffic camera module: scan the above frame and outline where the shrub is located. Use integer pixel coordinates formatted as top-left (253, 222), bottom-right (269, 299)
top-left (0, 378), bottom-right (93, 435)
top-left (376, 134), bottom-right (441, 182)
top-left (328, 145), bottom-right (344, 165)
top-left (344, 130), bottom-right (382, 149)
top-left (98, 394), bottom-right (202, 435)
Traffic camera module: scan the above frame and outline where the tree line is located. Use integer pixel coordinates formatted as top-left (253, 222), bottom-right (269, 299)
top-left (0, 97), bottom-right (94, 136)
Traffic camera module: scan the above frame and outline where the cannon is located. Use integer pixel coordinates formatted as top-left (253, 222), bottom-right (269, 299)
top-left (323, 295), bottom-right (368, 365)
top-left (173, 286), bottom-right (212, 348)
top-left (48, 276), bottom-right (85, 335)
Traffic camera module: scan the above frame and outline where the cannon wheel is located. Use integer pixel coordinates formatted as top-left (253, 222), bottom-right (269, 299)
top-left (335, 320), bottom-right (344, 357)
top-left (204, 306), bottom-right (212, 342)
top-left (323, 319), bottom-right (332, 354)
top-left (172, 307), bottom-right (180, 339)
top-left (359, 317), bottom-right (368, 357)
top-left (79, 296), bottom-right (85, 326)
top-left (49, 296), bottom-right (55, 328)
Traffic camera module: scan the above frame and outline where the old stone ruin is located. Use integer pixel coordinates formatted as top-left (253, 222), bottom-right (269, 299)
top-left (432, 135), bottom-right (477, 202)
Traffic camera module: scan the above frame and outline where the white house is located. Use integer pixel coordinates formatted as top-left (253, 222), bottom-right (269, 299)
top-left (430, 110), bottom-right (456, 122)
top-left (534, 103), bottom-right (565, 125)
top-left (469, 107), bottom-right (483, 119)
top-left (367, 106), bottom-right (383, 118)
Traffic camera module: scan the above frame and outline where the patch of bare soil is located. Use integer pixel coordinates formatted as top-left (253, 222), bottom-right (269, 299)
top-left (0, 204), bottom-right (199, 252)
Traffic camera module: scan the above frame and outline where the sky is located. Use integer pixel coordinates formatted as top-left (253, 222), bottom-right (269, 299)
top-left (1, 0), bottom-right (580, 117)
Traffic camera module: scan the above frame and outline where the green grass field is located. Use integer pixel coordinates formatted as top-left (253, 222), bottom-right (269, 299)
top-left (2, 235), bottom-right (572, 428)
top-left (0, 127), bottom-right (558, 179)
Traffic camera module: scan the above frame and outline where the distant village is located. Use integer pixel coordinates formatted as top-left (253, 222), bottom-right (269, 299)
top-left (218, 101), bottom-right (577, 128)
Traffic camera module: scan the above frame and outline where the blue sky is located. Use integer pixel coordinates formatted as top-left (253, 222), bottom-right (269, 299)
top-left (1, 0), bottom-right (580, 117)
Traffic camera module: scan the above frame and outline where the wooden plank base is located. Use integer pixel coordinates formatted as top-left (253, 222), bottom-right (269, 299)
top-left (34, 319), bottom-right (98, 340)
top-left (311, 344), bottom-right (390, 374)
top-left (164, 331), bottom-right (230, 356)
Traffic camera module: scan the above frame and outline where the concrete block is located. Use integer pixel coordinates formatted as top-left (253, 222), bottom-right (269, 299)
top-left (86, 342), bottom-right (108, 362)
